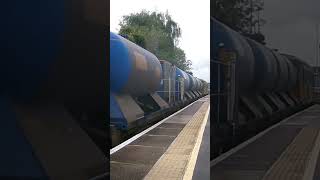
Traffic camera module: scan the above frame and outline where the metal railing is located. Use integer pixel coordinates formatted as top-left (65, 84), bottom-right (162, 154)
top-left (156, 78), bottom-right (184, 103)
top-left (211, 53), bottom-right (237, 139)
top-left (211, 56), bottom-right (236, 123)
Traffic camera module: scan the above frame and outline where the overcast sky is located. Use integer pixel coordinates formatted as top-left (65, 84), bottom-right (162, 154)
top-left (262, 0), bottom-right (320, 66)
top-left (110, 0), bottom-right (210, 82)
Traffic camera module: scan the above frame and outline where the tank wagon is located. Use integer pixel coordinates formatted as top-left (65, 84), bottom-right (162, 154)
top-left (110, 32), bottom-right (209, 146)
top-left (0, 1), bottom-right (107, 179)
top-left (211, 18), bottom-right (313, 158)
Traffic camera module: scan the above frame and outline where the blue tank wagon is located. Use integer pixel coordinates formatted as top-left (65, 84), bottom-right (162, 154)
top-left (110, 32), bottom-right (209, 146)
top-left (211, 18), bottom-right (313, 158)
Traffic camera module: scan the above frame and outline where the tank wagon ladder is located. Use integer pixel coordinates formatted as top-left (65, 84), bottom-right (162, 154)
top-left (211, 51), bottom-right (238, 156)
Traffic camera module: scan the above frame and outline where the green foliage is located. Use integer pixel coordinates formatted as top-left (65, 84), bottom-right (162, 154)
top-left (212, 0), bottom-right (266, 44)
top-left (118, 10), bottom-right (192, 72)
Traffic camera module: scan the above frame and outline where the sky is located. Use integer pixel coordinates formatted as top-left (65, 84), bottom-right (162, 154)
top-left (261, 0), bottom-right (320, 66)
top-left (110, 0), bottom-right (210, 82)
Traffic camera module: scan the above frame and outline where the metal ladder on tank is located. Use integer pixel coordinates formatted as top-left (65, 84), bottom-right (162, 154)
top-left (156, 79), bottom-right (185, 104)
top-left (211, 51), bottom-right (238, 149)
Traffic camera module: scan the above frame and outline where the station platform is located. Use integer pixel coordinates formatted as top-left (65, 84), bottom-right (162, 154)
top-left (211, 104), bottom-right (320, 180)
top-left (110, 95), bottom-right (210, 180)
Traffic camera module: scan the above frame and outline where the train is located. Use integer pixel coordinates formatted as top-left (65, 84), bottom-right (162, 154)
top-left (211, 18), bottom-right (314, 158)
top-left (110, 32), bottom-right (209, 146)
top-left (0, 1), bottom-right (107, 179)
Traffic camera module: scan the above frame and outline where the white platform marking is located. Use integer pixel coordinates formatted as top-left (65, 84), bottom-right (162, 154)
top-left (110, 99), bottom-right (204, 155)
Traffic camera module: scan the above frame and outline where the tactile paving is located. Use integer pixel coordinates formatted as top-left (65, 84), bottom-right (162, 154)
top-left (111, 97), bottom-right (209, 180)
top-left (211, 104), bottom-right (320, 180)
top-left (262, 128), bottom-right (319, 180)
top-left (144, 102), bottom-right (209, 180)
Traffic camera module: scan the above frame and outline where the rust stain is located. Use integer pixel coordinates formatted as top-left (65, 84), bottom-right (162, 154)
top-left (134, 51), bottom-right (148, 71)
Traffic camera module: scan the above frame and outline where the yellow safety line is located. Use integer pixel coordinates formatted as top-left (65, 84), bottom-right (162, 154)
top-left (144, 102), bottom-right (210, 180)
top-left (183, 105), bottom-right (210, 180)
top-left (262, 128), bottom-right (319, 180)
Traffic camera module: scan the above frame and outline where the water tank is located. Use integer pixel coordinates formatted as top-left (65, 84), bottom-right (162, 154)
top-left (193, 76), bottom-right (198, 90)
top-left (246, 39), bottom-right (278, 91)
top-left (110, 32), bottom-right (162, 96)
top-left (197, 78), bottom-right (202, 90)
top-left (212, 18), bottom-right (255, 93)
top-left (188, 74), bottom-right (197, 90)
top-left (271, 51), bottom-right (289, 91)
top-left (194, 78), bottom-right (200, 90)
top-left (176, 68), bottom-right (191, 91)
top-left (198, 79), bottom-right (203, 90)
top-left (282, 55), bottom-right (298, 89)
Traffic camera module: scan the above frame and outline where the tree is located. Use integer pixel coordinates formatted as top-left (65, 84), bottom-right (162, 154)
top-left (118, 10), bottom-right (192, 72)
top-left (212, 0), bottom-right (266, 44)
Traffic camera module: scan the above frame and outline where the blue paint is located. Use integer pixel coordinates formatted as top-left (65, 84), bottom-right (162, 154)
top-left (0, 96), bottom-right (47, 178)
top-left (211, 19), bottom-right (234, 59)
top-left (176, 68), bottom-right (190, 91)
top-left (110, 93), bottom-right (128, 130)
top-left (187, 73), bottom-right (194, 90)
top-left (176, 68), bottom-right (183, 79)
top-left (0, 1), bottom-right (65, 100)
top-left (211, 18), bottom-right (255, 93)
top-left (211, 19), bottom-right (231, 115)
top-left (110, 32), bottom-right (132, 93)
